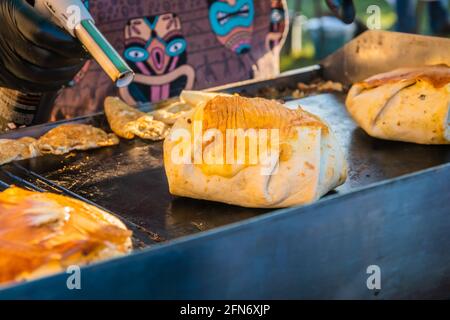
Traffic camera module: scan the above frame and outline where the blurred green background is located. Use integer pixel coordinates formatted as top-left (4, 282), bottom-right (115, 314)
top-left (281, 0), bottom-right (449, 71)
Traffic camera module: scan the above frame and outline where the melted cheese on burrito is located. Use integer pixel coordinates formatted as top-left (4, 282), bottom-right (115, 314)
top-left (192, 96), bottom-right (327, 178)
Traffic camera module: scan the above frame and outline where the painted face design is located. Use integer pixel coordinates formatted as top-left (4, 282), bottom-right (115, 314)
top-left (267, 0), bottom-right (286, 50)
top-left (120, 13), bottom-right (195, 104)
top-left (208, 0), bottom-right (255, 55)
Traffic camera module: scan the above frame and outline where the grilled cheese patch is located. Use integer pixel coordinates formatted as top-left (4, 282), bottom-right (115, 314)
top-left (37, 124), bottom-right (119, 155)
top-left (126, 115), bottom-right (170, 140)
top-left (201, 96), bottom-right (327, 138)
top-left (192, 95), bottom-right (327, 177)
top-left (104, 97), bottom-right (169, 140)
top-left (0, 187), bottom-right (132, 285)
top-left (151, 101), bottom-right (193, 125)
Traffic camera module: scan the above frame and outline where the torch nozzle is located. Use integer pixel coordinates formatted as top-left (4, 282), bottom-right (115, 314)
top-left (75, 20), bottom-right (134, 87)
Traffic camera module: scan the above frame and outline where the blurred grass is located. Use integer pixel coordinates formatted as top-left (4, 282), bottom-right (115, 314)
top-left (280, 0), bottom-right (440, 71)
top-left (288, 0), bottom-right (396, 26)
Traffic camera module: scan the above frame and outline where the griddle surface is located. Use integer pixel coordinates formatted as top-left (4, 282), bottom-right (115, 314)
top-left (6, 93), bottom-right (450, 243)
top-left (288, 94), bottom-right (450, 193)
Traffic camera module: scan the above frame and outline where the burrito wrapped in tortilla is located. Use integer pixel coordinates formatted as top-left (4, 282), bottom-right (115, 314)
top-left (346, 65), bottom-right (450, 144)
top-left (163, 91), bottom-right (347, 208)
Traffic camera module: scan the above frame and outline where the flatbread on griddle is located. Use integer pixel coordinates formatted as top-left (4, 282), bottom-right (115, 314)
top-left (104, 97), bottom-right (169, 140)
top-left (0, 137), bottom-right (40, 165)
top-left (37, 124), bottom-right (119, 155)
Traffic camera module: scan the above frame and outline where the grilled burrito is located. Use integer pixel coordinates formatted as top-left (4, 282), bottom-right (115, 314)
top-left (163, 91), bottom-right (347, 208)
top-left (0, 187), bottom-right (132, 286)
top-left (346, 65), bottom-right (450, 144)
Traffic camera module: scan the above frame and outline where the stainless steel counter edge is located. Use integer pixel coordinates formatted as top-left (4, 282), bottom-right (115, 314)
top-left (1, 162), bottom-right (449, 299)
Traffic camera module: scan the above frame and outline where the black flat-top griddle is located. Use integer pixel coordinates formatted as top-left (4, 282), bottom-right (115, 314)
top-left (0, 31), bottom-right (449, 299)
top-left (1, 91), bottom-right (448, 244)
